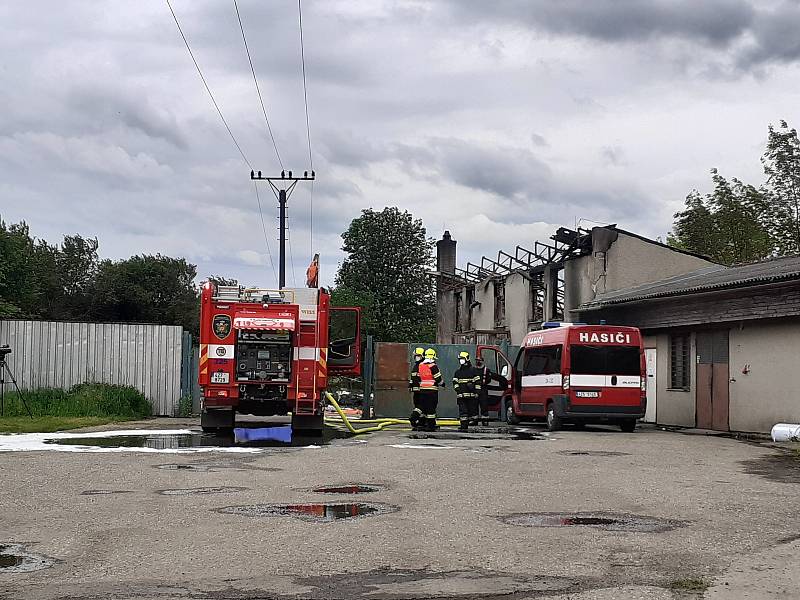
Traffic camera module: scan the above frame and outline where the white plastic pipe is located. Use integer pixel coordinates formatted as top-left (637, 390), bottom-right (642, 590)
top-left (771, 423), bottom-right (800, 442)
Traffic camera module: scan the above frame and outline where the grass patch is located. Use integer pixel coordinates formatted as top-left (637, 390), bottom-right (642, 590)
top-left (668, 578), bottom-right (710, 592)
top-left (0, 416), bottom-right (135, 433)
top-left (1, 383), bottom-right (151, 419)
top-left (177, 395), bottom-right (194, 418)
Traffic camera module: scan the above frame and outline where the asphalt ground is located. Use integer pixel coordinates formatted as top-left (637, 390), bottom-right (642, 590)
top-left (0, 419), bottom-right (798, 600)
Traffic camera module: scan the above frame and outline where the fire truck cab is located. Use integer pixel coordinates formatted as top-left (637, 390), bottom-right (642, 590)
top-left (198, 283), bottom-right (361, 433)
top-left (479, 323), bottom-right (646, 432)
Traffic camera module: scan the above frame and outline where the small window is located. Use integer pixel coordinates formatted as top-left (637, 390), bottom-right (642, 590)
top-left (670, 333), bottom-right (690, 390)
top-left (524, 346), bottom-right (562, 376)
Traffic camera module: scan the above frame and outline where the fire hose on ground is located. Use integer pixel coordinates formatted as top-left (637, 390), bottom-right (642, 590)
top-left (323, 392), bottom-right (460, 435)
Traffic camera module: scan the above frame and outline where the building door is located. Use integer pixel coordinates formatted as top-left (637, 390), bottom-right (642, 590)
top-left (695, 330), bottom-right (730, 431)
top-left (645, 348), bottom-right (657, 422)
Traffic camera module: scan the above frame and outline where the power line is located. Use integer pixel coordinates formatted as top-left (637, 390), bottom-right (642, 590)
top-left (298, 0), bottom-right (315, 257)
top-left (166, 0), bottom-right (252, 169)
top-left (253, 182), bottom-right (278, 284)
top-left (167, 0), bottom-right (278, 277)
top-left (233, 0), bottom-right (284, 170)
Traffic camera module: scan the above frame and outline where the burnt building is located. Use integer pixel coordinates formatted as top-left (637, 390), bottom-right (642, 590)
top-left (435, 226), bottom-right (712, 345)
top-left (435, 226), bottom-right (800, 432)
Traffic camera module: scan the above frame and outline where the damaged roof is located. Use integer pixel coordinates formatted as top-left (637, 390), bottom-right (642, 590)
top-left (580, 255), bottom-right (800, 309)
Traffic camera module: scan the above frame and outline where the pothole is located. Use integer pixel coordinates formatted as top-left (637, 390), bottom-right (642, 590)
top-left (498, 512), bottom-right (683, 532)
top-left (81, 489), bottom-right (133, 495)
top-left (312, 484), bottom-right (379, 494)
top-left (216, 502), bottom-right (398, 522)
top-left (159, 486), bottom-right (248, 496)
top-left (557, 450), bottom-right (631, 457)
top-left (156, 464), bottom-right (214, 472)
top-left (0, 544), bottom-right (57, 574)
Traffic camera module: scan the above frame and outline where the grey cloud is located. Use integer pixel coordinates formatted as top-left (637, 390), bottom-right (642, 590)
top-left (445, 0), bottom-right (800, 69)
top-left (66, 87), bottom-right (188, 149)
top-left (423, 138), bottom-right (553, 200)
top-left (737, 3), bottom-right (800, 67)
top-left (530, 133), bottom-right (548, 147)
top-left (450, 0), bottom-right (754, 46)
top-left (600, 146), bottom-right (626, 167)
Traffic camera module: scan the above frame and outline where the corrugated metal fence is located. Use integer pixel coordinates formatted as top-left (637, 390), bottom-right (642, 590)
top-left (0, 320), bottom-right (192, 416)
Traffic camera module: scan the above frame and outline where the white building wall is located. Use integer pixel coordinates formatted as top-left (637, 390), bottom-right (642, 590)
top-left (729, 320), bottom-right (800, 432)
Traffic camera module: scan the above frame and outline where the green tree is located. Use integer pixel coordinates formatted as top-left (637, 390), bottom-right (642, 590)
top-left (762, 120), bottom-right (800, 255)
top-left (333, 207), bottom-right (436, 342)
top-left (92, 255), bottom-right (199, 334)
top-left (0, 219), bottom-right (37, 317)
top-left (669, 170), bottom-right (773, 265)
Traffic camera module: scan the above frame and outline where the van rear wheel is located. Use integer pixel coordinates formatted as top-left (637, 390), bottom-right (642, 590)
top-left (620, 419), bottom-right (637, 433)
top-left (504, 399), bottom-right (521, 425)
top-left (546, 404), bottom-right (562, 432)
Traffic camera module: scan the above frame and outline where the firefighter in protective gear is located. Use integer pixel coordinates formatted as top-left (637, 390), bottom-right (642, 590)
top-left (453, 351), bottom-right (482, 432)
top-left (417, 348), bottom-right (444, 431)
top-left (475, 356), bottom-right (508, 426)
top-left (474, 356), bottom-right (491, 426)
top-left (408, 347), bottom-right (425, 430)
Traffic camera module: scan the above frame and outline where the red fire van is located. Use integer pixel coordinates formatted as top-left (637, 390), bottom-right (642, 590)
top-left (478, 323), bottom-right (646, 432)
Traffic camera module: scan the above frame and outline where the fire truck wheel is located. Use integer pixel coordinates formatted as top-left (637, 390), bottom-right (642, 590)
top-left (620, 419), bottom-right (637, 433)
top-left (546, 404), bottom-right (562, 432)
top-left (504, 399), bottom-right (521, 425)
top-left (200, 408), bottom-right (234, 432)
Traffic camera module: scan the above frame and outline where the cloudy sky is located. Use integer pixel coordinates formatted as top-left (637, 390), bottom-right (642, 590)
top-left (3, 0), bottom-right (800, 287)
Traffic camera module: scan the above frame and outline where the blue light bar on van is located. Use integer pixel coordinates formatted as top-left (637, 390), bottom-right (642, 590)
top-left (542, 321), bottom-right (587, 329)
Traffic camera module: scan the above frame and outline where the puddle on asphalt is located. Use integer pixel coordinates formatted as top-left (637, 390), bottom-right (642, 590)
top-left (216, 502), bottom-right (398, 522)
top-left (499, 512), bottom-right (683, 532)
top-left (741, 451), bottom-right (800, 484)
top-left (38, 426), bottom-right (351, 452)
top-left (312, 484), bottom-right (379, 494)
top-left (159, 486), bottom-right (247, 496)
top-left (297, 567), bottom-right (575, 598)
top-left (557, 450), bottom-right (631, 457)
top-left (157, 463), bottom-right (214, 472)
top-left (0, 544), bottom-right (57, 574)
top-left (81, 489), bottom-right (133, 495)
top-left (408, 429), bottom-right (544, 442)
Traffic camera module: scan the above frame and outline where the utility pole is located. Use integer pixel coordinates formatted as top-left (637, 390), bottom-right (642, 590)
top-left (250, 169), bottom-right (315, 289)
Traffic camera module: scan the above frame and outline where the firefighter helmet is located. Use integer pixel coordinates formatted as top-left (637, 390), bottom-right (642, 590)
top-left (424, 348), bottom-right (437, 360)
top-left (414, 347), bottom-right (424, 357)
top-left (458, 351), bottom-right (470, 360)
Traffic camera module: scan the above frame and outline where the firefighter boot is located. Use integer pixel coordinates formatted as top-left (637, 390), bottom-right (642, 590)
top-left (409, 409), bottom-right (422, 431)
top-left (459, 418), bottom-right (469, 432)
top-left (425, 416), bottom-right (439, 432)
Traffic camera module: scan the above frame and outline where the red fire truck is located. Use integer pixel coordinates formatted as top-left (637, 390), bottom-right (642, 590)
top-left (478, 323), bottom-right (646, 432)
top-left (198, 283), bottom-right (361, 432)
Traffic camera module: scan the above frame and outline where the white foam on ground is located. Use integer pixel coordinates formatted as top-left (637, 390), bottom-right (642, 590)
top-left (0, 429), bottom-right (263, 454)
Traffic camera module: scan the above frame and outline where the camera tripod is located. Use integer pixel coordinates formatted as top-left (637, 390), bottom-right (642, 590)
top-left (0, 356), bottom-right (33, 418)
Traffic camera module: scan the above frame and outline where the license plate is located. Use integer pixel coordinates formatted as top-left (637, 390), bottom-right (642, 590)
top-left (211, 372), bottom-right (229, 384)
top-left (575, 391), bottom-right (599, 398)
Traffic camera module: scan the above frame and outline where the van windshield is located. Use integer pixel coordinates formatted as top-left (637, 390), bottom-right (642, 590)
top-left (569, 345), bottom-right (640, 376)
